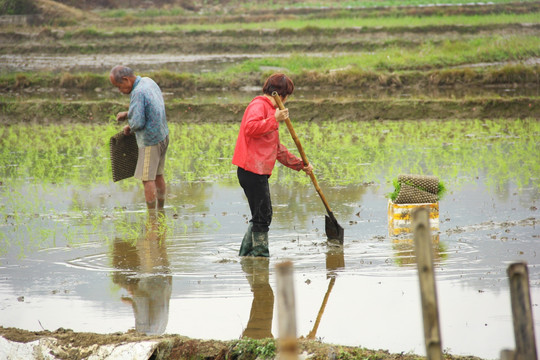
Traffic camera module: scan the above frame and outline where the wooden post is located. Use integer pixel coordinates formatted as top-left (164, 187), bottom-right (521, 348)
top-left (412, 207), bottom-right (443, 360)
top-left (507, 262), bottom-right (538, 360)
top-left (500, 349), bottom-right (515, 360)
top-left (275, 261), bottom-right (298, 360)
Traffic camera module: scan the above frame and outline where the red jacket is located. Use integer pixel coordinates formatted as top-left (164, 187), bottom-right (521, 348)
top-left (232, 96), bottom-right (304, 175)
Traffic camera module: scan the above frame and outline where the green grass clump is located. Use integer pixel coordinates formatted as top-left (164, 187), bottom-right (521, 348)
top-left (59, 72), bottom-right (108, 89)
top-left (231, 338), bottom-right (276, 359)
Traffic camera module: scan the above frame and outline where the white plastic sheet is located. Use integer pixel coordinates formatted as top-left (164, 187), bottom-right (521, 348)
top-left (0, 336), bottom-right (160, 360)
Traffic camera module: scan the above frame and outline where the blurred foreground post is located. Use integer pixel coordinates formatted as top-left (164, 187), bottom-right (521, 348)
top-left (500, 349), bottom-right (515, 360)
top-left (507, 262), bottom-right (537, 360)
top-left (276, 261), bottom-right (298, 360)
top-left (412, 207), bottom-right (443, 360)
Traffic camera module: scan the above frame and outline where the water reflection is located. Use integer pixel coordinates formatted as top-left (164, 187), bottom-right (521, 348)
top-left (307, 243), bottom-right (344, 339)
top-left (111, 212), bottom-right (172, 335)
top-left (388, 201), bottom-right (446, 266)
top-left (391, 234), bottom-right (443, 266)
top-left (240, 257), bottom-right (274, 339)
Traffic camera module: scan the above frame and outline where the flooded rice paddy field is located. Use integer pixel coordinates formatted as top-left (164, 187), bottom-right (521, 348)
top-left (0, 119), bottom-right (538, 359)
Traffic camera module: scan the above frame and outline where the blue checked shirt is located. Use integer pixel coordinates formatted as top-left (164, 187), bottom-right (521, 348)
top-left (128, 76), bottom-right (169, 147)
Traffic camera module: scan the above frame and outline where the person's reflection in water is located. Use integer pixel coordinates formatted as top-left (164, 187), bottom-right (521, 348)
top-left (112, 211), bottom-right (172, 335)
top-left (241, 257), bottom-right (274, 339)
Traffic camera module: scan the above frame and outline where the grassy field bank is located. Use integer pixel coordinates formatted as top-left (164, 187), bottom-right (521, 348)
top-left (1, 97), bottom-right (539, 123)
top-left (1, 1), bottom-right (538, 95)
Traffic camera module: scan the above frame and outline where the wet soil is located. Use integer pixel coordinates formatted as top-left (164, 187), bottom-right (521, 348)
top-left (0, 326), bottom-right (482, 360)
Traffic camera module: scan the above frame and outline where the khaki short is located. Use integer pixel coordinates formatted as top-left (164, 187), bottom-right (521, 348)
top-left (134, 136), bottom-right (169, 181)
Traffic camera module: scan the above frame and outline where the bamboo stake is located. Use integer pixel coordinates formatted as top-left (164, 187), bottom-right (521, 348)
top-left (275, 261), bottom-right (298, 360)
top-left (412, 207), bottom-right (443, 360)
top-left (507, 262), bottom-right (538, 360)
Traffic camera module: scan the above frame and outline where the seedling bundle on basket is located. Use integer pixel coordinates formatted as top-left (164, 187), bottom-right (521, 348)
top-left (388, 174), bottom-right (446, 237)
top-left (389, 174), bottom-right (446, 204)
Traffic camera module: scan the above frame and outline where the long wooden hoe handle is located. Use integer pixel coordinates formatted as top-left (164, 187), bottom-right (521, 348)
top-left (272, 92), bottom-right (334, 215)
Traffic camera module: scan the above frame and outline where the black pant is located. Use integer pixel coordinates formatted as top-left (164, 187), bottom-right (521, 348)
top-left (237, 167), bottom-right (272, 233)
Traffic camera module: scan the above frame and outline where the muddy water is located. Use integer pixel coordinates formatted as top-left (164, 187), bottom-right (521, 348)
top-left (0, 52), bottom-right (289, 73)
top-left (0, 124), bottom-right (539, 358)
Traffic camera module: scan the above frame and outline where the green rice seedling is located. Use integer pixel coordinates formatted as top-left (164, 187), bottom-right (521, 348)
top-left (389, 178), bottom-right (401, 202)
top-left (0, 118), bottom-right (538, 191)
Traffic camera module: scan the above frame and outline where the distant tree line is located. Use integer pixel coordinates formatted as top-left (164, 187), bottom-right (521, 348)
top-left (0, 0), bottom-right (37, 15)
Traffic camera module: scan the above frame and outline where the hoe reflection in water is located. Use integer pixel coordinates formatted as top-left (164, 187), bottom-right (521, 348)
top-left (307, 244), bottom-right (345, 340)
top-left (111, 212), bottom-right (172, 335)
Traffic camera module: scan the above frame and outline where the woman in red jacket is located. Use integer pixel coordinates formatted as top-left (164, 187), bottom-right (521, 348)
top-left (232, 74), bottom-right (313, 257)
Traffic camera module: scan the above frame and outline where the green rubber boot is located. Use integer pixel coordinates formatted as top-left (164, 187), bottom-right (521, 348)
top-left (238, 222), bottom-right (253, 256)
top-left (251, 231), bottom-right (269, 257)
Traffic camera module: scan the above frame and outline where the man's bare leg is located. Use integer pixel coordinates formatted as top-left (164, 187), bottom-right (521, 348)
top-left (155, 174), bottom-right (166, 209)
top-left (143, 180), bottom-right (157, 210)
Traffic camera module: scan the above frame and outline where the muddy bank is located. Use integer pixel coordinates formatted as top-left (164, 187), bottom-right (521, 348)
top-left (1, 97), bottom-right (538, 123)
top-left (0, 326), bottom-right (482, 360)
top-left (2, 64), bottom-right (539, 90)
top-left (84, 1), bottom-right (540, 19)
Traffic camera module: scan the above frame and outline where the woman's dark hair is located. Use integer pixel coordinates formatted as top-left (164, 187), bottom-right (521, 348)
top-left (262, 73), bottom-right (294, 98)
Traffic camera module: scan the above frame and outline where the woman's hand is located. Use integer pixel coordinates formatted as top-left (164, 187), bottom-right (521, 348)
top-left (302, 163), bottom-right (314, 175)
top-left (274, 107), bottom-right (289, 122)
top-left (123, 124), bottom-right (131, 136)
top-left (116, 111), bottom-right (128, 122)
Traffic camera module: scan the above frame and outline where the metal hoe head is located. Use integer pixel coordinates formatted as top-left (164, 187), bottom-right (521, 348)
top-left (325, 213), bottom-right (344, 243)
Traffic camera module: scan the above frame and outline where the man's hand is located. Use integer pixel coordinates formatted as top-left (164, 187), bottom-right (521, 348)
top-left (302, 163), bottom-right (314, 175)
top-left (275, 107), bottom-right (289, 122)
top-left (116, 111), bottom-right (128, 122)
top-left (123, 125), bottom-right (131, 136)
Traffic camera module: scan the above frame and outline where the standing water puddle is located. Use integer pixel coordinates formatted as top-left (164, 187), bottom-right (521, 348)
top-left (0, 120), bottom-right (538, 358)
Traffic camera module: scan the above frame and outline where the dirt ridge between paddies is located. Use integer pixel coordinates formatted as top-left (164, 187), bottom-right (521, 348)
top-left (3, 63), bottom-right (539, 90)
top-left (0, 326), bottom-right (484, 360)
top-left (1, 97), bottom-right (538, 124)
top-left (22, 1), bottom-right (540, 27)
top-left (2, 23), bottom-right (539, 56)
top-left (94, 1), bottom-right (540, 21)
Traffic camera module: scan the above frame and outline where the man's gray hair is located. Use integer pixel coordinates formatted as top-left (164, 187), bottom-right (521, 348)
top-left (110, 65), bottom-right (134, 82)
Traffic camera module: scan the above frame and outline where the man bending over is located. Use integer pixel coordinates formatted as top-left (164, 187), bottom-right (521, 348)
top-left (109, 65), bottom-right (170, 211)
